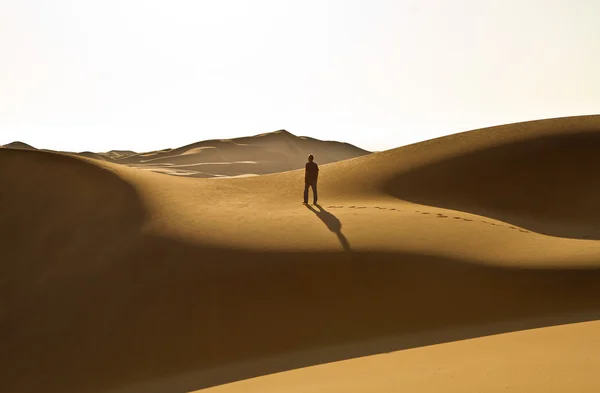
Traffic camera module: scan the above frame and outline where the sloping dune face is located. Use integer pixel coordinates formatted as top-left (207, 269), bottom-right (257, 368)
top-left (288, 115), bottom-right (600, 239)
top-left (1, 141), bottom-right (37, 150)
top-left (201, 319), bottom-right (600, 393)
top-left (380, 116), bottom-right (600, 239)
top-left (120, 129), bottom-right (370, 177)
top-left (76, 151), bottom-right (114, 161)
top-left (2, 116), bottom-right (600, 393)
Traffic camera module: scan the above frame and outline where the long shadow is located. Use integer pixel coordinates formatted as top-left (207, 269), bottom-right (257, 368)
top-left (383, 131), bottom-right (600, 239)
top-left (305, 204), bottom-right (351, 251)
top-left (3, 148), bottom-right (600, 393)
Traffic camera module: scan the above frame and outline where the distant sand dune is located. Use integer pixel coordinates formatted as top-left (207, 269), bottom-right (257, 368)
top-left (121, 129), bottom-right (370, 176)
top-left (1, 141), bottom-right (37, 150)
top-left (76, 151), bottom-right (115, 161)
top-left (3, 129), bottom-right (370, 178)
top-left (2, 116), bottom-right (600, 393)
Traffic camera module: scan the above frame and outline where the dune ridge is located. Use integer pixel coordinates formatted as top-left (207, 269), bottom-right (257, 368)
top-left (118, 129), bottom-right (370, 178)
top-left (1, 141), bottom-right (37, 150)
top-left (2, 129), bottom-right (369, 178)
top-left (2, 115), bottom-right (600, 393)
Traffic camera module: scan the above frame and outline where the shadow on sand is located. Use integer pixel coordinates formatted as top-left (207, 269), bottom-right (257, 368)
top-left (384, 131), bottom-right (600, 239)
top-left (305, 204), bottom-right (351, 251)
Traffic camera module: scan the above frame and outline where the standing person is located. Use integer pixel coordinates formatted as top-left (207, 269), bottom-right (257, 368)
top-left (303, 154), bottom-right (319, 205)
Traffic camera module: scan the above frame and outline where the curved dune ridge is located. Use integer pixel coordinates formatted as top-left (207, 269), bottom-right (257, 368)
top-left (1, 115), bottom-right (600, 393)
top-left (1, 141), bottom-right (37, 150)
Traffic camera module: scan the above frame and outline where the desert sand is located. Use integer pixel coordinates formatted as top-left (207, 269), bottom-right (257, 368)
top-left (1, 115), bottom-right (600, 393)
top-left (117, 130), bottom-right (369, 178)
top-left (2, 130), bottom-right (369, 179)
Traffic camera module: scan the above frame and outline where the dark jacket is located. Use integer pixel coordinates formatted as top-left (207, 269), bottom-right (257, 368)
top-left (305, 161), bottom-right (319, 183)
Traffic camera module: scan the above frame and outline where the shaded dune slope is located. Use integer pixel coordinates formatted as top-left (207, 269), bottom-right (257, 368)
top-left (385, 118), bottom-right (600, 239)
top-left (2, 116), bottom-right (600, 393)
top-left (4, 130), bottom-right (369, 178)
top-left (75, 151), bottom-right (115, 161)
top-left (120, 129), bottom-right (370, 177)
top-left (1, 141), bottom-right (37, 150)
top-left (306, 115), bottom-right (600, 239)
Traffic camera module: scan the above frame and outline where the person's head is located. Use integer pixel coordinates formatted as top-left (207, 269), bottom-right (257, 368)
top-left (308, 154), bottom-right (314, 162)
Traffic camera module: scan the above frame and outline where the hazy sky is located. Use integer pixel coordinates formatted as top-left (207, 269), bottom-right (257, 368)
top-left (2, 0), bottom-right (599, 152)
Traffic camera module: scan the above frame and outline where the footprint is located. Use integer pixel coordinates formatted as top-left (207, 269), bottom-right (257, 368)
top-left (421, 212), bottom-right (430, 215)
top-left (437, 215), bottom-right (448, 218)
top-left (389, 208), bottom-right (396, 211)
top-left (462, 218), bottom-right (473, 222)
top-left (356, 206), bottom-right (367, 209)
top-left (453, 217), bottom-right (461, 220)
top-left (349, 206), bottom-right (356, 208)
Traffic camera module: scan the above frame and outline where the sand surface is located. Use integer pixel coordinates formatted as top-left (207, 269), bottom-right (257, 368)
top-left (199, 318), bottom-right (600, 393)
top-left (2, 115), bottom-right (600, 392)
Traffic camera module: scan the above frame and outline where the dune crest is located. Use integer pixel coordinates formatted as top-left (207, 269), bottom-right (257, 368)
top-left (1, 141), bottom-right (37, 150)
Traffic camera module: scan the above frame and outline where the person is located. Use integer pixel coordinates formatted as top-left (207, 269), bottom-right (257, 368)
top-left (303, 154), bottom-right (319, 204)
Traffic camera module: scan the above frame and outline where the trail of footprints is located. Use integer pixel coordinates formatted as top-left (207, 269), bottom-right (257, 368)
top-left (326, 205), bottom-right (531, 234)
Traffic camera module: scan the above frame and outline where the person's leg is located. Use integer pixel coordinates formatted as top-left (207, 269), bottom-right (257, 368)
top-left (312, 182), bottom-right (318, 204)
top-left (303, 183), bottom-right (309, 203)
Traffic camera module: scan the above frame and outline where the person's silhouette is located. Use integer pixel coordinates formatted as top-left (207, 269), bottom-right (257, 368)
top-left (303, 154), bottom-right (319, 204)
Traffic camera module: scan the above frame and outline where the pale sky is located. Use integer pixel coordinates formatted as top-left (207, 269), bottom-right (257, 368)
top-left (1, 0), bottom-right (599, 153)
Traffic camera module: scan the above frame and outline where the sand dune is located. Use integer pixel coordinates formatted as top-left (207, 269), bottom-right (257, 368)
top-left (200, 318), bottom-right (600, 393)
top-left (119, 129), bottom-right (370, 177)
top-left (1, 141), bottom-right (37, 150)
top-left (76, 151), bottom-right (115, 161)
top-left (2, 115), bottom-right (600, 393)
top-left (3, 129), bottom-right (369, 178)
top-left (100, 150), bottom-right (138, 160)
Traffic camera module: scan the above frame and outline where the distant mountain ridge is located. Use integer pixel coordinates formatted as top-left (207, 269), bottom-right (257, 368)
top-left (2, 129), bottom-right (370, 178)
